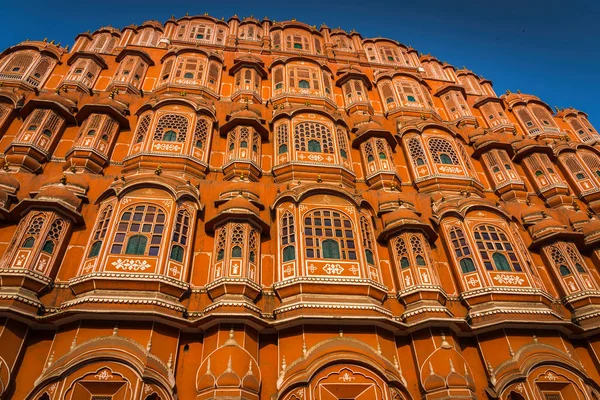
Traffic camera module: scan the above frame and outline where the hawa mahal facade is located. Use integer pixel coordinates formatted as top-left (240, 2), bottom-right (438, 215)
top-left (0, 13), bottom-right (600, 400)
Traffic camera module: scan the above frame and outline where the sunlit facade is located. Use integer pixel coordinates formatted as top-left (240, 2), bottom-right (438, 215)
top-left (0, 14), bottom-right (599, 400)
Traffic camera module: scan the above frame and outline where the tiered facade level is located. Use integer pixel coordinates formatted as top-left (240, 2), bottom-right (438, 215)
top-left (1, 14), bottom-right (600, 400)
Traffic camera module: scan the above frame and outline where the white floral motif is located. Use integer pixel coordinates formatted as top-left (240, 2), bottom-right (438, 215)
top-left (284, 264), bottom-right (294, 276)
top-left (48, 382), bottom-right (58, 394)
top-left (36, 258), bottom-right (48, 272)
top-left (308, 264), bottom-right (317, 273)
top-left (144, 384), bottom-right (153, 394)
top-left (153, 143), bottom-right (181, 151)
top-left (338, 372), bottom-right (355, 382)
top-left (369, 268), bottom-right (379, 280)
top-left (493, 274), bottom-right (525, 285)
top-left (323, 264), bottom-right (344, 275)
top-left (421, 272), bottom-right (430, 283)
top-left (112, 259), bottom-right (151, 271)
top-left (307, 154), bottom-right (324, 161)
top-left (349, 265), bottom-right (359, 275)
top-left (438, 166), bottom-right (463, 174)
top-left (168, 265), bottom-right (180, 276)
top-left (544, 371), bottom-right (558, 381)
top-left (15, 253), bottom-right (27, 266)
top-left (94, 369), bottom-right (114, 380)
top-left (515, 383), bottom-right (524, 392)
top-left (466, 277), bottom-right (479, 287)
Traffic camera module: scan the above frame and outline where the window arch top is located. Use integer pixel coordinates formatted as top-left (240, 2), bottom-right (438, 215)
top-left (303, 208), bottom-right (357, 261)
top-left (427, 137), bottom-right (461, 165)
top-left (473, 224), bottom-right (522, 272)
top-left (294, 121), bottom-right (334, 154)
top-left (110, 204), bottom-right (167, 257)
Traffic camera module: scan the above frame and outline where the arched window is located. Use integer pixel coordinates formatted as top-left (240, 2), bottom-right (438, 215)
top-left (439, 154), bottom-right (453, 164)
top-left (336, 129), bottom-right (350, 160)
top-left (133, 114), bottom-right (152, 145)
top-left (153, 114), bottom-right (189, 143)
top-left (294, 122), bottom-right (333, 154)
top-left (492, 253), bottom-right (511, 271)
top-left (308, 139), bottom-right (321, 152)
top-left (281, 211), bottom-right (296, 261)
top-left (89, 241), bottom-right (102, 258)
top-left (231, 246), bottom-right (242, 257)
top-left (407, 137), bottom-right (428, 167)
top-left (111, 205), bottom-right (166, 256)
top-left (194, 117), bottom-right (210, 151)
top-left (448, 227), bottom-right (476, 273)
top-left (428, 138), bottom-right (460, 165)
top-left (230, 224), bottom-right (244, 258)
top-left (87, 205), bottom-right (113, 258)
top-left (226, 126), bottom-right (260, 162)
top-left (288, 66), bottom-right (320, 91)
top-left (20, 214), bottom-right (46, 250)
top-left (170, 210), bottom-right (190, 262)
top-left (174, 56), bottom-right (205, 82)
top-left (580, 150), bottom-right (600, 178)
top-left (125, 235), bottom-right (148, 255)
top-left (392, 232), bottom-right (431, 275)
top-left (42, 219), bottom-right (65, 254)
top-left (276, 123), bottom-right (289, 155)
top-left (215, 228), bottom-right (227, 261)
top-left (303, 209), bottom-right (356, 260)
top-left (545, 242), bottom-right (597, 292)
top-left (1, 51), bottom-right (35, 77)
top-left (394, 79), bottom-right (427, 107)
top-left (360, 216), bottom-right (376, 265)
top-left (473, 225), bottom-right (521, 272)
top-left (16, 108), bottom-right (65, 148)
top-left (559, 265), bottom-right (571, 276)
top-left (163, 130), bottom-right (177, 141)
top-left (322, 239), bottom-right (340, 259)
top-left (273, 66), bottom-right (284, 91)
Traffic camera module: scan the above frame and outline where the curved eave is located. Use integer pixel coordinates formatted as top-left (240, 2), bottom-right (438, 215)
top-left (115, 48), bottom-right (155, 66)
top-left (397, 122), bottom-right (459, 138)
top-left (472, 139), bottom-right (514, 158)
top-left (270, 107), bottom-right (348, 129)
top-left (10, 198), bottom-right (84, 225)
top-left (271, 184), bottom-right (365, 210)
top-left (528, 230), bottom-right (584, 250)
top-left (0, 43), bottom-right (64, 61)
top-left (160, 47), bottom-right (224, 64)
top-left (76, 103), bottom-right (130, 128)
top-left (205, 209), bottom-right (269, 233)
top-left (173, 15), bottom-right (231, 28)
top-left (229, 59), bottom-right (268, 79)
top-left (373, 71), bottom-right (429, 87)
top-left (135, 97), bottom-right (217, 120)
top-left (269, 56), bottom-right (332, 74)
top-left (270, 21), bottom-right (323, 37)
top-left (472, 95), bottom-right (504, 109)
top-left (20, 97), bottom-right (77, 125)
top-left (512, 144), bottom-right (554, 161)
top-left (378, 220), bottom-right (438, 242)
top-left (220, 115), bottom-right (269, 139)
top-left (433, 84), bottom-right (466, 98)
top-left (351, 128), bottom-right (396, 150)
top-left (335, 71), bottom-right (372, 90)
top-left (66, 51), bottom-right (109, 69)
top-left (0, 89), bottom-right (23, 108)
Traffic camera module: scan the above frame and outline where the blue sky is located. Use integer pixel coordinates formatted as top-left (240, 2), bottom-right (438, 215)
top-left (1, 0), bottom-right (598, 126)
